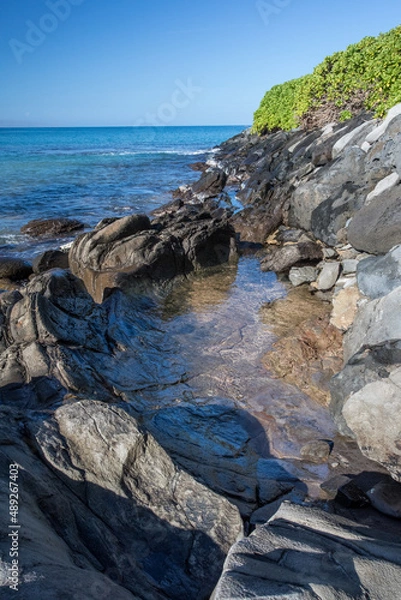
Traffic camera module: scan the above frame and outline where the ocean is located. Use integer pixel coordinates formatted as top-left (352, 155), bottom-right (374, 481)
top-left (0, 125), bottom-right (246, 259)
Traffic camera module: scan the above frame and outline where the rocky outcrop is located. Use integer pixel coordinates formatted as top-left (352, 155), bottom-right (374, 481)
top-left (32, 249), bottom-right (69, 274)
top-left (0, 269), bottom-right (186, 408)
top-left (21, 217), bottom-right (85, 237)
top-left (0, 400), bottom-right (242, 599)
top-left (212, 502), bottom-right (401, 600)
top-left (0, 257), bottom-right (32, 282)
top-left (69, 205), bottom-right (237, 301)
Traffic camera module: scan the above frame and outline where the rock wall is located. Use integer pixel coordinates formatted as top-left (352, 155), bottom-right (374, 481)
top-left (209, 103), bottom-right (401, 485)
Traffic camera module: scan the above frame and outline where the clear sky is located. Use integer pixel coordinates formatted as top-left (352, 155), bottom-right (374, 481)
top-left (1, 0), bottom-right (400, 127)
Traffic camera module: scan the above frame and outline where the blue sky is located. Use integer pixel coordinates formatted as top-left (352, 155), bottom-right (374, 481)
top-left (1, 0), bottom-right (400, 127)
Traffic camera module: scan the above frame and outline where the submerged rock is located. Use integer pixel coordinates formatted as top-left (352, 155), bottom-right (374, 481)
top-left (21, 217), bottom-right (85, 238)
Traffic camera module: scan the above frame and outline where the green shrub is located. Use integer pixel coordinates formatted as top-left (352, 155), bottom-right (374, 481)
top-left (253, 24), bottom-right (401, 133)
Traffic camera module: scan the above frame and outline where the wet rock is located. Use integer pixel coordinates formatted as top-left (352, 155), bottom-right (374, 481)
top-left (0, 270), bottom-right (185, 408)
top-left (316, 262), bottom-right (340, 291)
top-left (300, 440), bottom-right (333, 464)
top-left (212, 503), bottom-right (401, 600)
top-left (32, 249), bottom-right (69, 274)
top-left (189, 161), bottom-right (207, 172)
top-left (146, 402), bottom-right (261, 515)
top-left (367, 477), bottom-right (401, 518)
top-left (231, 204), bottom-right (283, 244)
top-left (21, 217), bottom-right (84, 237)
top-left (191, 168), bottom-right (227, 199)
top-left (348, 183), bottom-right (401, 254)
top-left (260, 241), bottom-right (323, 273)
top-left (0, 257), bottom-right (32, 281)
top-left (70, 206), bottom-right (237, 302)
top-left (289, 266), bottom-right (318, 287)
top-left (357, 245), bottom-right (401, 299)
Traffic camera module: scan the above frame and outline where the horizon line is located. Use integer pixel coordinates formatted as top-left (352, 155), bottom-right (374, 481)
top-left (0, 124), bottom-right (251, 130)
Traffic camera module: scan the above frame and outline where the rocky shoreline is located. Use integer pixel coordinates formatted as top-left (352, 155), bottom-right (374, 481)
top-left (1, 105), bottom-right (401, 598)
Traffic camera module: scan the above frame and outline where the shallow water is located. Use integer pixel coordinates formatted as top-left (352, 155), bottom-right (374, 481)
top-left (0, 125), bottom-right (245, 258)
top-left (120, 257), bottom-right (338, 495)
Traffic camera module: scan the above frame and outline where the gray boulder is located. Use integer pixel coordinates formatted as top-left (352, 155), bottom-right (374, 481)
top-left (357, 245), bottom-right (401, 298)
top-left (344, 286), bottom-right (401, 364)
top-left (260, 241), bottom-right (323, 273)
top-left (212, 502), bottom-right (401, 600)
top-left (0, 401), bottom-right (242, 599)
top-left (343, 369), bottom-right (401, 483)
top-left (348, 184), bottom-right (401, 254)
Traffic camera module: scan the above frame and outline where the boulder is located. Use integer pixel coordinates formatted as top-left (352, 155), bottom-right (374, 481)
top-left (366, 172), bottom-right (400, 204)
top-left (260, 241), bottom-right (323, 273)
top-left (0, 401), bottom-right (243, 600)
top-left (357, 245), bottom-right (401, 299)
top-left (348, 184), bottom-right (401, 254)
top-left (343, 369), bottom-right (401, 482)
top-left (191, 168), bottom-right (227, 199)
top-left (0, 270), bottom-right (186, 408)
top-left (316, 262), bottom-right (340, 291)
top-left (212, 503), bottom-right (401, 600)
top-left (343, 286), bottom-right (401, 364)
top-left (146, 403), bottom-right (261, 515)
top-left (21, 218), bottom-right (84, 237)
top-left (367, 477), bottom-right (401, 519)
top-left (0, 257), bottom-right (32, 281)
top-left (69, 207), bottom-right (237, 302)
top-left (32, 249), bottom-right (69, 274)
top-left (289, 266), bottom-right (318, 287)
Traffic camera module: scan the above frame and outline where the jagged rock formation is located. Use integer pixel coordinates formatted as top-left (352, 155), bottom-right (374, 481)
top-left (0, 400), bottom-right (243, 599)
top-left (69, 203), bottom-right (237, 301)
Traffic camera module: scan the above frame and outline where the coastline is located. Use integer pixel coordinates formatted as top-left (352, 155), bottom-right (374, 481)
top-left (1, 109), bottom-right (401, 597)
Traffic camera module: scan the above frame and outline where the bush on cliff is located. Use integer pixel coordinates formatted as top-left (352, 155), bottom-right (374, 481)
top-left (253, 24), bottom-right (401, 133)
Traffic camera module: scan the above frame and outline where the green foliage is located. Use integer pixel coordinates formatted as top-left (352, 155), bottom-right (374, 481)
top-left (339, 110), bottom-right (353, 122)
top-left (253, 24), bottom-right (401, 133)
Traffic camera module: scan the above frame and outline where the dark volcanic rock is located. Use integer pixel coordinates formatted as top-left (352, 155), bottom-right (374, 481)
top-left (191, 168), bottom-right (227, 199)
top-left (70, 207), bottom-right (237, 301)
top-left (348, 184), bottom-right (401, 253)
top-left (0, 257), bottom-right (33, 281)
top-left (21, 217), bottom-right (85, 238)
top-left (260, 241), bottom-right (323, 273)
top-left (32, 250), bottom-right (69, 274)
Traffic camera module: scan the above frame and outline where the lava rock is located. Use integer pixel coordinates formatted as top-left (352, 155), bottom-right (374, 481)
top-left (21, 218), bottom-right (85, 238)
top-left (0, 257), bottom-right (33, 281)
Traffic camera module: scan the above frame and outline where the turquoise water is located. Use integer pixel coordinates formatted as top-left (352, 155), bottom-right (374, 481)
top-left (0, 126), bottom-right (246, 258)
